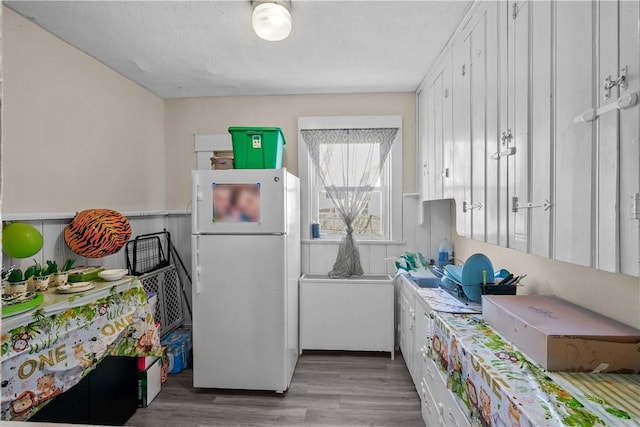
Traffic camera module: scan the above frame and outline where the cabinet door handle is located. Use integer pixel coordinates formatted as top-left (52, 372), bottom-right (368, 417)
top-left (512, 197), bottom-right (552, 213)
top-left (492, 146), bottom-right (516, 160)
top-left (463, 201), bottom-right (482, 212)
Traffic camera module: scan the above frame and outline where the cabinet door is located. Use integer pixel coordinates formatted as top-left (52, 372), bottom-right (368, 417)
top-left (618, 0), bottom-right (640, 276)
top-left (433, 73), bottom-right (445, 200)
top-left (484, 1), bottom-right (501, 246)
top-left (497, 0), bottom-right (510, 247)
top-left (596, 0), bottom-right (621, 272)
top-left (420, 378), bottom-right (443, 426)
top-left (425, 76), bottom-right (437, 201)
top-left (529, 0), bottom-right (553, 258)
top-left (413, 302), bottom-right (428, 388)
top-left (507, 0), bottom-right (531, 252)
top-left (420, 70), bottom-right (446, 203)
top-left (452, 34), bottom-right (472, 238)
top-left (443, 52), bottom-right (455, 200)
top-left (399, 287), bottom-right (407, 354)
top-left (418, 88), bottom-right (430, 201)
top-left (594, 0), bottom-right (640, 276)
top-left (451, 2), bottom-right (500, 243)
top-left (554, 1), bottom-right (595, 267)
top-left (506, 0), bottom-right (554, 256)
top-left (399, 286), bottom-right (414, 377)
top-left (469, 11), bottom-right (487, 242)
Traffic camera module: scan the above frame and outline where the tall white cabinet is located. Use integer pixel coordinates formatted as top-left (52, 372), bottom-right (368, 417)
top-left (417, 0), bottom-right (640, 277)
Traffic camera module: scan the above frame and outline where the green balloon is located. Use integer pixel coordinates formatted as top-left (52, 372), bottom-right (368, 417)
top-left (2, 222), bottom-right (44, 258)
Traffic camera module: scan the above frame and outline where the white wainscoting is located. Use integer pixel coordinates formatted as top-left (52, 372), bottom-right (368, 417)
top-left (301, 196), bottom-right (451, 276)
top-left (2, 211), bottom-right (193, 323)
top-left (2, 199), bottom-right (450, 319)
top-left (301, 240), bottom-right (404, 276)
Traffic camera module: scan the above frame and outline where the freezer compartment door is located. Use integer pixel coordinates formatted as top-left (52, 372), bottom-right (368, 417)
top-left (192, 234), bottom-right (289, 391)
top-left (192, 169), bottom-right (287, 234)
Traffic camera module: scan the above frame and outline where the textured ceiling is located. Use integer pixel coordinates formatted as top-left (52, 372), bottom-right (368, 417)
top-left (6, 0), bottom-right (472, 99)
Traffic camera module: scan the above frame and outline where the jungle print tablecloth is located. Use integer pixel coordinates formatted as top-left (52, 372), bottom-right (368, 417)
top-left (430, 312), bottom-right (640, 427)
top-left (1, 279), bottom-right (161, 421)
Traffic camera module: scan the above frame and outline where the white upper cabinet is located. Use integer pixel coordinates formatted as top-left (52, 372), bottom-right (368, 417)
top-left (618, 1), bottom-right (640, 277)
top-left (417, 0), bottom-right (639, 277)
top-left (528, 0), bottom-right (553, 259)
top-left (554, 1), bottom-right (595, 267)
top-left (418, 69), bottom-right (451, 203)
top-left (442, 52), bottom-right (454, 201)
top-left (597, 0), bottom-right (621, 273)
top-left (451, 33), bottom-right (472, 238)
top-left (418, 84), bottom-right (429, 202)
top-left (469, 10), bottom-right (487, 243)
top-left (449, 2), bottom-right (501, 242)
top-left (483, 2), bottom-right (501, 246)
top-left (507, 0), bottom-right (531, 253)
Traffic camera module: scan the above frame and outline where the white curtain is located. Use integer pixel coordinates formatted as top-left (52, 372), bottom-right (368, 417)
top-left (301, 128), bottom-right (398, 278)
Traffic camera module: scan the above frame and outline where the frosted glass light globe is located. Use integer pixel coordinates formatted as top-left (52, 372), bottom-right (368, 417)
top-left (252, 3), bottom-right (292, 41)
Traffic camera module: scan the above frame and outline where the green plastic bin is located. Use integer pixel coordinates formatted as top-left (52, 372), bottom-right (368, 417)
top-left (228, 127), bottom-right (285, 169)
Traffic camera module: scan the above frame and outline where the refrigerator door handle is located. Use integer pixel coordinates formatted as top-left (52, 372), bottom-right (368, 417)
top-left (193, 237), bottom-right (201, 295)
top-left (192, 179), bottom-right (200, 232)
top-left (195, 266), bottom-right (202, 295)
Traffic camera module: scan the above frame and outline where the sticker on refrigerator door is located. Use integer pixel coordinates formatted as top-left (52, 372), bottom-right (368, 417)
top-left (252, 135), bottom-right (262, 148)
top-left (211, 183), bottom-right (261, 223)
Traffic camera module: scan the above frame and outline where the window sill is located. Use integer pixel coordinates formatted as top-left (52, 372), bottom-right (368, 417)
top-left (301, 239), bottom-right (406, 246)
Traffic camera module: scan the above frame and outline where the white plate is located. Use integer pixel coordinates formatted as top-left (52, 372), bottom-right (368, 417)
top-left (98, 269), bottom-right (128, 281)
top-left (57, 282), bottom-right (96, 294)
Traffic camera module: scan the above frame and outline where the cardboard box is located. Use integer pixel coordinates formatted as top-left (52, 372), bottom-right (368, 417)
top-left (482, 295), bottom-right (640, 373)
top-left (138, 357), bottom-right (162, 407)
top-left (210, 155), bottom-right (234, 170)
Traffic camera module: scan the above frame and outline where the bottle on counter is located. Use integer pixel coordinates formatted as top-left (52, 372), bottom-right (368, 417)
top-left (438, 239), bottom-right (453, 267)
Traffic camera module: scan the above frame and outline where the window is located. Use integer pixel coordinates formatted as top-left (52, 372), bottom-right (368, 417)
top-left (312, 137), bottom-right (390, 238)
top-left (298, 116), bottom-right (403, 241)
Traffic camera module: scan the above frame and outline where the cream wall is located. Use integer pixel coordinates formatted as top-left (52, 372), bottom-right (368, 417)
top-left (2, 8), bottom-right (165, 213)
top-left (164, 93), bottom-right (416, 210)
top-left (450, 208), bottom-right (640, 328)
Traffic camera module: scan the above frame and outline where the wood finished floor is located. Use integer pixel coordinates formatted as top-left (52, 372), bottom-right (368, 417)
top-left (126, 351), bottom-right (424, 427)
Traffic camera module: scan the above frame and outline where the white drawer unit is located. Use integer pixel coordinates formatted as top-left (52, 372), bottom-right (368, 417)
top-left (420, 377), bottom-right (443, 426)
top-left (425, 357), bottom-right (471, 427)
top-left (299, 274), bottom-right (394, 358)
top-left (398, 275), bottom-right (472, 427)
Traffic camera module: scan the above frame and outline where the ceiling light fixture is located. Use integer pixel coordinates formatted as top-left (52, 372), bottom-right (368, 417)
top-left (251, 0), bottom-right (292, 42)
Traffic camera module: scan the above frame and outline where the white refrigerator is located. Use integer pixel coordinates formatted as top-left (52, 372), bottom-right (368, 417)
top-left (191, 168), bottom-right (300, 392)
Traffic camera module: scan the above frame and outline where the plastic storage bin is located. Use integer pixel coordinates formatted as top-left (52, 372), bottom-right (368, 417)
top-left (228, 127), bottom-right (285, 169)
top-left (160, 328), bottom-right (192, 374)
